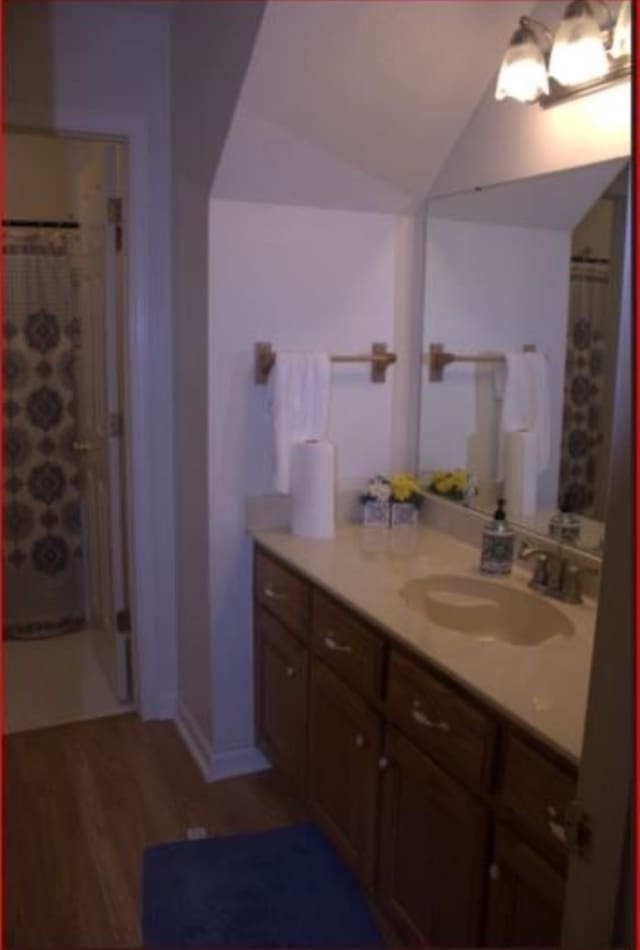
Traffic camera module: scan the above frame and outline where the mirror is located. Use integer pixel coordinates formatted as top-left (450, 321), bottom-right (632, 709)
top-left (418, 158), bottom-right (629, 555)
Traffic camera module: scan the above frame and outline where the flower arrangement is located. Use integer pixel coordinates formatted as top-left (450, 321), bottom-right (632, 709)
top-left (428, 468), bottom-right (474, 502)
top-left (360, 475), bottom-right (392, 505)
top-left (361, 473), bottom-right (425, 528)
top-left (389, 473), bottom-right (424, 509)
top-left (360, 476), bottom-right (392, 527)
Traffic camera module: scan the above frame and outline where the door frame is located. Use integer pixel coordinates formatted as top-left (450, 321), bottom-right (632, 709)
top-left (7, 111), bottom-right (175, 719)
top-left (560, 177), bottom-right (633, 946)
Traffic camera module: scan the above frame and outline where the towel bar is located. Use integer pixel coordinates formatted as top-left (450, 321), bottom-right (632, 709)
top-left (255, 342), bottom-right (397, 384)
top-left (427, 343), bottom-right (537, 382)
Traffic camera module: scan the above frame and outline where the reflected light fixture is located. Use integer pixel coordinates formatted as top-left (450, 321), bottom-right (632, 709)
top-left (495, 18), bottom-right (551, 102)
top-left (495, 0), bottom-right (632, 107)
top-left (612, 0), bottom-right (632, 57)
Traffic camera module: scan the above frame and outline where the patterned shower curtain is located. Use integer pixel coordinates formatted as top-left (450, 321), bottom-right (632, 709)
top-left (559, 259), bottom-right (609, 517)
top-left (3, 229), bottom-right (85, 638)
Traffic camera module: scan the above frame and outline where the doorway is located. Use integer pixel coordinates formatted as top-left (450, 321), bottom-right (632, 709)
top-left (3, 130), bottom-right (133, 732)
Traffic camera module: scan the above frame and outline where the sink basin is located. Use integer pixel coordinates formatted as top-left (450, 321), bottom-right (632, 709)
top-left (399, 574), bottom-right (574, 646)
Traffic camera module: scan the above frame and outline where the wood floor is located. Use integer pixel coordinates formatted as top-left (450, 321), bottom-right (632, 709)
top-left (5, 714), bottom-right (307, 948)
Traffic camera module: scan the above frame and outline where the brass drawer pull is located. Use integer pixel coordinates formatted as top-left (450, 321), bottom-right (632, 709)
top-left (546, 805), bottom-right (568, 845)
top-left (488, 863), bottom-right (501, 881)
top-left (264, 585), bottom-right (286, 601)
top-left (411, 699), bottom-right (450, 732)
top-left (285, 666), bottom-right (296, 679)
top-left (378, 755), bottom-right (390, 770)
top-left (323, 632), bottom-right (353, 655)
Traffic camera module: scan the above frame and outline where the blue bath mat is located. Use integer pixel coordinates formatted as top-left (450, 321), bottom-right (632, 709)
top-left (142, 822), bottom-right (385, 947)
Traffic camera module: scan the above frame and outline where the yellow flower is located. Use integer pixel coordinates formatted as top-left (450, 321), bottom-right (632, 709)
top-left (435, 474), bottom-right (456, 494)
top-left (429, 468), bottom-right (469, 495)
top-left (390, 472), bottom-right (422, 502)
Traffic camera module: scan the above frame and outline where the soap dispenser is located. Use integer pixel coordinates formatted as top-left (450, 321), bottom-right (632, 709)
top-left (548, 495), bottom-right (581, 544)
top-left (480, 498), bottom-right (515, 575)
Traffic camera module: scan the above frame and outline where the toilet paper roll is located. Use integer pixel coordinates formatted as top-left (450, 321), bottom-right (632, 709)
top-left (504, 430), bottom-right (538, 517)
top-left (290, 439), bottom-right (335, 539)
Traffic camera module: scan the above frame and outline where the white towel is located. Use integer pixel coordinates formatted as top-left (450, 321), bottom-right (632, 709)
top-left (271, 351), bottom-right (331, 493)
top-left (497, 352), bottom-right (550, 478)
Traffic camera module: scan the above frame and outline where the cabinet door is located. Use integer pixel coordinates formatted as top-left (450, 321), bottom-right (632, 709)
top-left (256, 607), bottom-right (308, 795)
top-left (485, 823), bottom-right (565, 948)
top-left (308, 660), bottom-right (381, 885)
top-left (378, 727), bottom-right (488, 947)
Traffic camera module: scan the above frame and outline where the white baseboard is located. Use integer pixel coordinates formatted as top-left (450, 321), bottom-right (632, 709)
top-left (175, 700), bottom-right (213, 781)
top-left (174, 703), bottom-right (272, 783)
top-left (209, 745), bottom-right (271, 782)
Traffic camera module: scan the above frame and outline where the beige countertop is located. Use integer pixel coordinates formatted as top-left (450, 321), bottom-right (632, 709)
top-left (252, 523), bottom-right (598, 765)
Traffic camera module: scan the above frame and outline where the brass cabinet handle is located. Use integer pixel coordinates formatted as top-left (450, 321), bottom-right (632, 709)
top-left (323, 632), bottom-right (353, 655)
top-left (411, 699), bottom-right (450, 732)
top-left (378, 756), bottom-right (390, 770)
top-left (264, 585), bottom-right (286, 601)
top-left (547, 805), bottom-right (569, 845)
top-left (488, 863), bottom-right (501, 881)
top-left (285, 666), bottom-right (296, 679)
top-left (72, 441), bottom-right (92, 452)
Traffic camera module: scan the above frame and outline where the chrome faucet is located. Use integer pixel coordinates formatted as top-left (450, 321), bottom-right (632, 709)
top-left (518, 543), bottom-right (550, 593)
top-left (518, 542), bottom-right (598, 604)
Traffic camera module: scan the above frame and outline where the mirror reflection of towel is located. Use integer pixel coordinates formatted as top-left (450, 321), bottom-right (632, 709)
top-left (496, 352), bottom-right (550, 479)
top-left (271, 351), bottom-right (332, 493)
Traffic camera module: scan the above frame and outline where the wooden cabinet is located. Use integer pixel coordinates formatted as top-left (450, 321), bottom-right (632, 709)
top-left (255, 607), bottom-right (308, 795)
top-left (308, 660), bottom-right (381, 884)
top-left (378, 727), bottom-right (489, 947)
top-left (485, 824), bottom-right (565, 948)
top-left (253, 543), bottom-right (578, 948)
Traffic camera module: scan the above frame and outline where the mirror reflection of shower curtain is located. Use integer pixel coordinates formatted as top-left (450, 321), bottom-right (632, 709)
top-left (3, 228), bottom-right (85, 638)
top-left (559, 260), bottom-right (609, 518)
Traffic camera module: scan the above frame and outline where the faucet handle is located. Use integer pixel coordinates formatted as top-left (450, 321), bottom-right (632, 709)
top-left (562, 562), bottom-right (599, 605)
top-left (520, 548), bottom-right (549, 591)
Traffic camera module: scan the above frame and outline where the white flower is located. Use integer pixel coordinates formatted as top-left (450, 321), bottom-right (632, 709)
top-left (367, 477), bottom-right (391, 503)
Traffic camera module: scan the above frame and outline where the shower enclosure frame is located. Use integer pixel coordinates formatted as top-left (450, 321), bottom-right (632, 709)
top-left (6, 111), bottom-right (176, 721)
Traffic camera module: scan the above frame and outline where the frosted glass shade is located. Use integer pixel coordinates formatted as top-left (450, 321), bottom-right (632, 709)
top-left (495, 40), bottom-right (550, 102)
top-left (612, 1), bottom-right (632, 59)
top-left (548, 11), bottom-right (609, 85)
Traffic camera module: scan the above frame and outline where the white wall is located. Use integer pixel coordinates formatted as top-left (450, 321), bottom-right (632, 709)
top-left (172, 2), bottom-right (265, 756)
top-left (4, 0), bottom-right (177, 717)
top-left (208, 199), bottom-right (410, 758)
top-left (419, 218), bottom-right (571, 509)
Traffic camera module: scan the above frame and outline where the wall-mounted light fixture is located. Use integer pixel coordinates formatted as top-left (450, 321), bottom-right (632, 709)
top-left (495, 1), bottom-right (632, 107)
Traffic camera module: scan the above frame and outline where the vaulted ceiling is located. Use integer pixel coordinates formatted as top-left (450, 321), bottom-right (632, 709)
top-left (214, 0), bottom-right (534, 211)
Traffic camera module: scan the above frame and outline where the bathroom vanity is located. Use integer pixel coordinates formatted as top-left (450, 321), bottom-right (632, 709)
top-left (252, 524), bottom-right (597, 948)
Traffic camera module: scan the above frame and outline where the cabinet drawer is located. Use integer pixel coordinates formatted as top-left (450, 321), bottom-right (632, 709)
top-left (312, 590), bottom-right (384, 700)
top-left (255, 549), bottom-right (310, 638)
top-left (386, 649), bottom-right (495, 789)
top-left (498, 730), bottom-right (577, 861)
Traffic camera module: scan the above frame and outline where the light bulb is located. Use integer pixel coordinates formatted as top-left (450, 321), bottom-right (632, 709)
top-left (612, 0), bottom-right (632, 59)
top-left (548, 8), bottom-right (609, 85)
top-left (495, 31), bottom-right (549, 102)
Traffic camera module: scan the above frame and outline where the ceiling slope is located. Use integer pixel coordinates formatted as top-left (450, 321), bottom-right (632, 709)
top-left (214, 0), bottom-right (533, 212)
